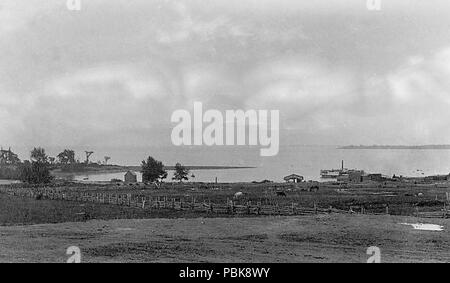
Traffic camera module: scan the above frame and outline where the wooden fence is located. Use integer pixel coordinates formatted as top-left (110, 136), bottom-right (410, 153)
top-left (0, 186), bottom-right (352, 216)
top-left (0, 186), bottom-right (448, 218)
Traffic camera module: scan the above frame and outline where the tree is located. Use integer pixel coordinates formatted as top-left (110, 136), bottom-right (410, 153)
top-left (57, 149), bottom-right (76, 164)
top-left (48, 157), bottom-right (56, 165)
top-left (20, 147), bottom-right (53, 184)
top-left (141, 156), bottom-right (167, 183)
top-left (30, 147), bottom-right (48, 164)
top-left (0, 148), bottom-right (20, 165)
top-left (19, 160), bottom-right (53, 184)
top-left (172, 162), bottom-right (189, 183)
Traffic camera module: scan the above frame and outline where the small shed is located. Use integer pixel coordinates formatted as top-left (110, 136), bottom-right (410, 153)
top-left (337, 174), bottom-right (349, 182)
top-left (124, 171), bottom-right (137, 183)
top-left (368, 174), bottom-right (384, 182)
top-left (349, 171), bottom-right (365, 183)
top-left (284, 174), bottom-right (304, 183)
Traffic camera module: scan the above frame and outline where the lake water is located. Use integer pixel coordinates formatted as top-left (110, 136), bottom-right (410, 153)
top-left (66, 145), bottom-right (450, 183)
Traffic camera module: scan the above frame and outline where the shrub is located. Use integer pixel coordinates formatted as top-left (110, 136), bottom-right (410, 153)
top-left (19, 161), bottom-right (53, 184)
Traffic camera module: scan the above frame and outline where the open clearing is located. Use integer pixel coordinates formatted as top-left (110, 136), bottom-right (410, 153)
top-left (1, 214), bottom-right (449, 263)
top-left (1, 182), bottom-right (449, 262)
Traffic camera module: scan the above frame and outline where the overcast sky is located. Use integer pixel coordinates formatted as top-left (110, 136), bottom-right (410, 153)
top-left (1, 0), bottom-right (450, 149)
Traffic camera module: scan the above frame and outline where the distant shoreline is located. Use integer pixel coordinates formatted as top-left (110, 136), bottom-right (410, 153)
top-left (52, 165), bottom-right (256, 177)
top-left (339, 145), bottom-right (450, 150)
top-left (128, 165), bottom-right (256, 171)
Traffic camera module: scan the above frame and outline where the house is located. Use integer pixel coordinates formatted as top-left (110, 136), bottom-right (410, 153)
top-left (337, 174), bottom-right (349, 182)
top-left (349, 171), bottom-right (364, 183)
top-left (283, 174), bottom-right (304, 183)
top-left (368, 174), bottom-right (384, 182)
top-left (424, 175), bottom-right (448, 182)
top-left (336, 171), bottom-right (366, 183)
top-left (362, 175), bottom-right (371, 182)
top-left (124, 171), bottom-right (137, 183)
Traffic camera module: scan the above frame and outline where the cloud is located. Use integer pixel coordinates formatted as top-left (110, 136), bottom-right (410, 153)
top-left (156, 2), bottom-right (238, 44)
top-left (1, 0), bottom-right (450, 147)
top-left (242, 57), bottom-right (357, 125)
top-left (48, 65), bottom-right (167, 100)
top-left (388, 47), bottom-right (450, 105)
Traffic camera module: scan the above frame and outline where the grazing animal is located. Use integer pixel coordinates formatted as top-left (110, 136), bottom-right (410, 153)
top-left (35, 193), bottom-right (43, 200)
top-left (276, 191), bottom-right (287, 197)
top-left (234, 192), bottom-right (244, 199)
top-left (309, 186), bottom-right (319, 192)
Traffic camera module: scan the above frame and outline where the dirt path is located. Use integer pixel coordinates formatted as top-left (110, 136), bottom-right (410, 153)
top-left (0, 214), bottom-right (449, 262)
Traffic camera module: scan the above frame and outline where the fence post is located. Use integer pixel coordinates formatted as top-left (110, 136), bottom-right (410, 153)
top-left (443, 203), bottom-right (447, 219)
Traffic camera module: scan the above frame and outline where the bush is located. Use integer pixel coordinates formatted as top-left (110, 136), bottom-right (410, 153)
top-left (0, 165), bottom-right (20, 179)
top-left (19, 161), bottom-right (53, 184)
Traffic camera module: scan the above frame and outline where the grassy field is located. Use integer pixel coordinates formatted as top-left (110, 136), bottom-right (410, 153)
top-left (0, 193), bottom-right (236, 226)
top-left (1, 180), bottom-right (449, 226)
top-left (11, 181), bottom-right (450, 208)
top-left (0, 214), bottom-right (449, 263)
top-left (1, 181), bottom-right (449, 262)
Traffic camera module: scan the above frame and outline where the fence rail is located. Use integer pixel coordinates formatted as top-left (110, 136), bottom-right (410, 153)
top-left (0, 186), bottom-right (448, 218)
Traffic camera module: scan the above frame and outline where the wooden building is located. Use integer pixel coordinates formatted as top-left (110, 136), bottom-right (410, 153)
top-left (124, 171), bottom-right (137, 183)
top-left (283, 174), bottom-right (304, 183)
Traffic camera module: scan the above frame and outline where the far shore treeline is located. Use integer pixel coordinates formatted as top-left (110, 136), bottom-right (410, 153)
top-left (0, 147), bottom-right (191, 184)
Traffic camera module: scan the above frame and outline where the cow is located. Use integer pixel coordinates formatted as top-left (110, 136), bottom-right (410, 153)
top-left (276, 191), bottom-right (287, 197)
top-left (234, 192), bottom-right (244, 199)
